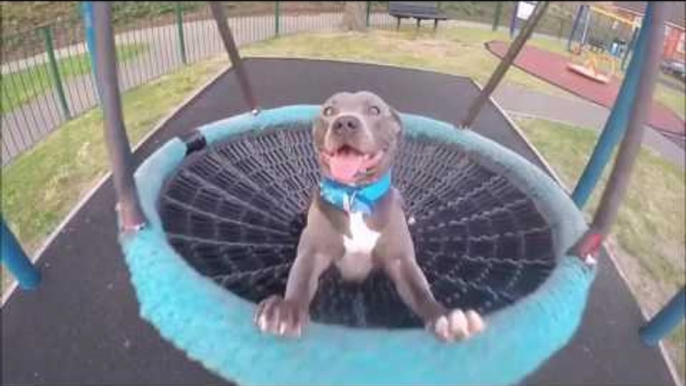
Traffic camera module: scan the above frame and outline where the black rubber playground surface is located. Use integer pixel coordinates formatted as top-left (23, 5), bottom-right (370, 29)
top-left (1, 59), bottom-right (676, 385)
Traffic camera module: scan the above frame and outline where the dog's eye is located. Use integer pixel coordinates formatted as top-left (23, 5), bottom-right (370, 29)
top-left (369, 106), bottom-right (381, 116)
top-left (323, 106), bottom-right (334, 116)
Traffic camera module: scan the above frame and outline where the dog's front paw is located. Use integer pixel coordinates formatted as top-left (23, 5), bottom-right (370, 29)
top-left (254, 295), bottom-right (309, 338)
top-left (427, 309), bottom-right (486, 343)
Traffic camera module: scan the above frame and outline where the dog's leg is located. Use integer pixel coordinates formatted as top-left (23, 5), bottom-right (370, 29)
top-left (254, 241), bottom-right (331, 338)
top-left (384, 249), bottom-right (486, 342)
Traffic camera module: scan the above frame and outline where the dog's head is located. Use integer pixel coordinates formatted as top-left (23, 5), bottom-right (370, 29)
top-left (313, 91), bottom-right (403, 186)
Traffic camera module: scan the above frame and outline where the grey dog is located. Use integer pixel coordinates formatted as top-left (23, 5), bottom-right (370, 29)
top-left (254, 91), bottom-right (486, 342)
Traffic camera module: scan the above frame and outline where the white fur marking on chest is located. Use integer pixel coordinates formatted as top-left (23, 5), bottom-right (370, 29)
top-left (336, 212), bottom-right (381, 280)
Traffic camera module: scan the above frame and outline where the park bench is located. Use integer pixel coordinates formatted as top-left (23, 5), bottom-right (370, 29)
top-left (388, 2), bottom-right (449, 30)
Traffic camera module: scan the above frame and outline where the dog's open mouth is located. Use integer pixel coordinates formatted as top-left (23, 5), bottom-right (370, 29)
top-left (321, 145), bottom-right (384, 184)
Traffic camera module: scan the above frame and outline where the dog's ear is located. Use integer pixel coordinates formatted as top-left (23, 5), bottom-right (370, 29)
top-left (312, 115), bottom-right (327, 149)
top-left (389, 107), bottom-right (403, 134)
top-left (313, 115), bottom-right (326, 131)
top-left (387, 107), bottom-right (404, 155)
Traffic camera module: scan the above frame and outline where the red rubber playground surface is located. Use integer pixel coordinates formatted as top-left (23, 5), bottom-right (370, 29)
top-left (487, 41), bottom-right (685, 139)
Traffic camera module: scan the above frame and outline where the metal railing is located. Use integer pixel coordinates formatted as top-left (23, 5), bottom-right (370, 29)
top-left (0, 2), bottom-right (591, 166)
top-left (1, 1), bottom-right (349, 165)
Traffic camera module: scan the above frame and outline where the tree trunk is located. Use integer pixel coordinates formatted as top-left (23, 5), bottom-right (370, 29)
top-left (342, 2), bottom-right (367, 31)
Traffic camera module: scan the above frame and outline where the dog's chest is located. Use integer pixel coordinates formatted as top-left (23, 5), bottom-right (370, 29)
top-left (335, 212), bottom-right (380, 280)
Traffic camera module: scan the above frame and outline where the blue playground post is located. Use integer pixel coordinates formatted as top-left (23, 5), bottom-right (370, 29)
top-left (567, 5), bottom-right (582, 51)
top-left (621, 26), bottom-right (639, 72)
top-left (640, 287), bottom-right (686, 346)
top-left (567, 4), bottom-right (588, 52)
top-left (571, 2), bottom-right (653, 208)
top-left (579, 5), bottom-right (591, 47)
top-left (1, 218), bottom-right (40, 290)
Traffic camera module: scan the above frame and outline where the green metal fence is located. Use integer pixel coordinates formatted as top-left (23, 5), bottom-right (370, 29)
top-left (1, 1), bottom-right (583, 165)
top-left (0, 1), bottom-right (346, 164)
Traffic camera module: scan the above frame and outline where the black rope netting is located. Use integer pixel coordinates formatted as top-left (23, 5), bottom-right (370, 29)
top-left (159, 125), bottom-right (556, 328)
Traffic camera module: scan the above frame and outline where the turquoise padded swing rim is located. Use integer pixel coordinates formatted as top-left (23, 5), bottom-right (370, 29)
top-left (121, 105), bottom-right (596, 386)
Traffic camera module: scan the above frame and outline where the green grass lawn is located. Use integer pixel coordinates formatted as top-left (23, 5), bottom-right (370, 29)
top-left (655, 83), bottom-right (686, 121)
top-left (1, 43), bottom-right (147, 113)
top-left (514, 117), bottom-right (685, 383)
top-left (660, 72), bottom-right (686, 90)
top-left (1, 55), bottom-right (227, 284)
top-left (611, 60), bottom-right (686, 121)
top-left (243, 27), bottom-right (686, 121)
top-left (243, 27), bottom-right (579, 99)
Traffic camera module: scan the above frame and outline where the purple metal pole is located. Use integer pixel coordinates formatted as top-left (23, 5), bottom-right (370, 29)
top-left (208, 2), bottom-right (259, 114)
top-left (462, 1), bottom-right (549, 128)
top-left (90, 2), bottom-right (146, 231)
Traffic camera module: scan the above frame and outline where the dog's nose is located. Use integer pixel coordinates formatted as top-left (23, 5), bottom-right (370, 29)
top-left (332, 115), bottom-right (361, 134)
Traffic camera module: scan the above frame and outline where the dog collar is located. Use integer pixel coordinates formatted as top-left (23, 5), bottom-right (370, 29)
top-left (319, 171), bottom-right (392, 215)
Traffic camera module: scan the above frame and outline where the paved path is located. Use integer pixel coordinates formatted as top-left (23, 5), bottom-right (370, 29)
top-left (1, 12), bottom-right (367, 164)
top-left (493, 83), bottom-right (685, 169)
top-left (488, 41), bottom-right (686, 140)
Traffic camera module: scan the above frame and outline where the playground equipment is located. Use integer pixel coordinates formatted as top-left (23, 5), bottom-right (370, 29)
top-left (640, 287), bottom-right (686, 347)
top-left (568, 4), bottom-right (637, 55)
top-left (2, 1), bottom-right (681, 385)
top-left (566, 4), bottom-right (638, 83)
top-left (567, 48), bottom-right (616, 84)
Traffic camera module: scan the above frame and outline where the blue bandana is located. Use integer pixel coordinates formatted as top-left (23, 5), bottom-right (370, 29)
top-left (319, 171), bottom-right (392, 215)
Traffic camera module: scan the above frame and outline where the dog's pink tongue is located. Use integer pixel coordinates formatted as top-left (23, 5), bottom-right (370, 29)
top-left (329, 152), bottom-right (365, 183)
